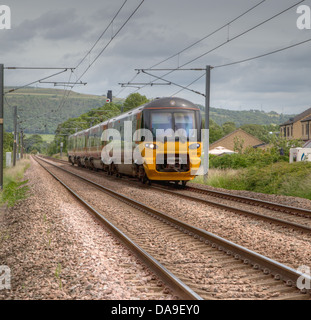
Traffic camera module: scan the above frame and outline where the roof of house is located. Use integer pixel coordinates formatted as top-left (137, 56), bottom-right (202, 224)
top-left (210, 128), bottom-right (264, 148)
top-left (301, 116), bottom-right (311, 123)
top-left (280, 107), bottom-right (311, 126)
top-left (209, 146), bottom-right (236, 155)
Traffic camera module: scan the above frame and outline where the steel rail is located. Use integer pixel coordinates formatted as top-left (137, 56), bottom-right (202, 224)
top-left (35, 156), bottom-right (311, 296)
top-left (150, 186), bottom-right (311, 233)
top-left (43, 156), bottom-right (311, 219)
top-left (41, 156), bottom-right (311, 233)
top-left (33, 156), bottom-right (202, 300)
top-left (185, 185), bottom-right (311, 218)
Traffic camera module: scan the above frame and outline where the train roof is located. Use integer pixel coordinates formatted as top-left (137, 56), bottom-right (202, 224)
top-left (143, 97), bottom-right (200, 110)
top-left (69, 97), bottom-right (199, 138)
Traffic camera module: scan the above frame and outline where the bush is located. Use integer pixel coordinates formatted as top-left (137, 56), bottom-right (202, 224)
top-left (197, 162), bottom-right (311, 200)
top-left (210, 147), bottom-right (288, 170)
top-left (245, 162), bottom-right (311, 198)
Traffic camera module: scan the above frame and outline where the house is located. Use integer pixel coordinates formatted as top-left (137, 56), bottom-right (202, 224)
top-left (301, 116), bottom-right (311, 141)
top-left (209, 128), bottom-right (265, 153)
top-left (279, 107), bottom-right (311, 141)
top-left (209, 146), bottom-right (236, 156)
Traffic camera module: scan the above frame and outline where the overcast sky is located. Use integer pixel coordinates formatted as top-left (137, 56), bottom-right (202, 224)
top-left (1, 0), bottom-right (311, 114)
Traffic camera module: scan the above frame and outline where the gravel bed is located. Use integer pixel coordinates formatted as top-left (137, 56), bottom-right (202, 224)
top-left (49, 161), bottom-right (311, 272)
top-left (42, 162), bottom-right (295, 300)
top-left (189, 182), bottom-right (311, 211)
top-left (0, 158), bottom-right (176, 300)
top-left (175, 189), bottom-right (311, 228)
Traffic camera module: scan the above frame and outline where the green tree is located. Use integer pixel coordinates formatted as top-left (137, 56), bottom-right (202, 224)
top-left (240, 124), bottom-right (271, 143)
top-left (222, 122), bottom-right (236, 135)
top-left (52, 102), bottom-right (121, 154)
top-left (234, 136), bottom-right (245, 154)
top-left (4, 132), bottom-right (14, 151)
top-left (3, 132), bottom-right (14, 168)
top-left (269, 135), bottom-right (303, 157)
top-left (208, 120), bottom-right (224, 144)
top-left (24, 134), bottom-right (44, 153)
top-left (123, 93), bottom-right (149, 112)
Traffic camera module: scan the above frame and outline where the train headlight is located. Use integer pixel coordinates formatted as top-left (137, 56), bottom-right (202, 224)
top-left (145, 143), bottom-right (158, 149)
top-left (189, 143), bottom-right (201, 150)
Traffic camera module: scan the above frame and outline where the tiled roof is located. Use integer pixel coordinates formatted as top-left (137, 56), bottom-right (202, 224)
top-left (301, 116), bottom-right (311, 122)
top-left (210, 128), bottom-right (264, 147)
top-left (280, 107), bottom-right (311, 126)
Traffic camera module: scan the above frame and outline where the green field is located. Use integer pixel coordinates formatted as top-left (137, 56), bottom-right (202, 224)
top-left (24, 134), bottom-right (55, 143)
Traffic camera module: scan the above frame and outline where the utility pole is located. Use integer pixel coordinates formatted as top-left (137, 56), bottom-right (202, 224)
top-left (18, 125), bottom-right (21, 160)
top-left (13, 106), bottom-right (17, 166)
top-left (0, 64), bottom-right (4, 190)
top-left (21, 129), bottom-right (24, 159)
top-left (204, 65), bottom-right (211, 182)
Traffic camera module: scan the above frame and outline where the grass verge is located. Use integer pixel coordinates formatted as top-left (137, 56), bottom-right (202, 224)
top-left (0, 158), bottom-right (31, 208)
top-left (194, 162), bottom-right (311, 200)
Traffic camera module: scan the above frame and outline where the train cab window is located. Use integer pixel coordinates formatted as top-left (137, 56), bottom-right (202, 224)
top-left (174, 113), bottom-right (195, 137)
top-left (150, 113), bottom-right (173, 136)
top-left (150, 111), bottom-right (196, 139)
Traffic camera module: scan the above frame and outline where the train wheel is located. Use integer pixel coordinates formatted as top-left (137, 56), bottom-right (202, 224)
top-left (108, 164), bottom-right (114, 176)
top-left (182, 181), bottom-right (187, 189)
top-left (141, 173), bottom-right (148, 184)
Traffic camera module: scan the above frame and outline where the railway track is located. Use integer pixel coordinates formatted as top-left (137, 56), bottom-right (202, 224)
top-left (34, 156), bottom-right (201, 300)
top-left (35, 156), bottom-right (310, 300)
top-left (42, 156), bottom-right (311, 233)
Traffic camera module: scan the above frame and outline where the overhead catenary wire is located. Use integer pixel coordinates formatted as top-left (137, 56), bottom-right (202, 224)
top-left (129, 0), bottom-right (306, 95)
top-left (75, 0), bottom-right (128, 70)
top-left (75, 0), bottom-right (145, 84)
top-left (171, 36), bottom-right (311, 96)
top-left (177, 0), bottom-right (306, 69)
top-left (213, 37), bottom-right (311, 69)
top-left (21, 1), bottom-right (145, 124)
top-left (4, 68), bottom-right (71, 95)
top-left (171, 72), bottom-right (205, 97)
top-left (50, 0), bottom-right (145, 117)
top-left (149, 0), bottom-right (267, 69)
top-left (18, 69), bottom-right (75, 125)
top-left (117, 0), bottom-right (268, 96)
top-left (141, 70), bottom-right (206, 97)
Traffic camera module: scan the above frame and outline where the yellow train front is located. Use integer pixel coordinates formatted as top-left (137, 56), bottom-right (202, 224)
top-left (134, 97), bottom-right (202, 186)
top-left (68, 97), bottom-right (202, 186)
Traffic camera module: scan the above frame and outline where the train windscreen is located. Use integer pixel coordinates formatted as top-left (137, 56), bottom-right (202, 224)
top-left (150, 111), bottom-right (196, 139)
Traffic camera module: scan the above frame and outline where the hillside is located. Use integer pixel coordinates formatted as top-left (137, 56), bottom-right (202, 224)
top-left (3, 87), bottom-right (123, 134)
top-left (3, 87), bottom-right (295, 134)
top-left (198, 105), bottom-right (294, 127)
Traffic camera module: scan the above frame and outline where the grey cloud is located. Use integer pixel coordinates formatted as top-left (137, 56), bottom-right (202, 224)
top-left (1, 0), bottom-right (311, 114)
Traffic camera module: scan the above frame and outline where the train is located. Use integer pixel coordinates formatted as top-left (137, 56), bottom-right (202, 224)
top-left (67, 97), bottom-right (202, 186)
